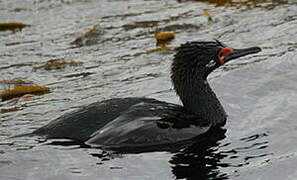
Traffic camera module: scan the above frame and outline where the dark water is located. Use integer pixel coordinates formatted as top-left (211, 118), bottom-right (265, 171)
top-left (1, 0), bottom-right (297, 179)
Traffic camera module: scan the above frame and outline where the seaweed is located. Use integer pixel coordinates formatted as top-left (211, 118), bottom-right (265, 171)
top-left (33, 59), bottom-right (83, 70)
top-left (1, 85), bottom-right (50, 101)
top-left (154, 32), bottom-right (175, 46)
top-left (0, 22), bottom-right (30, 32)
top-left (179, 0), bottom-right (282, 8)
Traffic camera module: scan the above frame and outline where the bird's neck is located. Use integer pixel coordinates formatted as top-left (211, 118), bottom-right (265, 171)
top-left (176, 79), bottom-right (227, 126)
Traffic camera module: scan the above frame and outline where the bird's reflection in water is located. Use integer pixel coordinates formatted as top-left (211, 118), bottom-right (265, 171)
top-left (170, 127), bottom-right (229, 180)
top-left (44, 127), bottom-right (229, 179)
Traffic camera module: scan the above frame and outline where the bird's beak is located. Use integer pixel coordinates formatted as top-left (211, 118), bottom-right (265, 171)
top-left (224, 46), bottom-right (261, 63)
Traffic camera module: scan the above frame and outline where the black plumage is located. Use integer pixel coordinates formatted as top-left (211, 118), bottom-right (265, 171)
top-left (31, 40), bottom-right (261, 151)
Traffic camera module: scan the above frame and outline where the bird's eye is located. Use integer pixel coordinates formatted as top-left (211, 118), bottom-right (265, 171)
top-left (218, 52), bottom-right (224, 58)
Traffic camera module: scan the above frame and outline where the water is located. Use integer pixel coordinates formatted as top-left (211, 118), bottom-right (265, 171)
top-left (1, 0), bottom-right (297, 179)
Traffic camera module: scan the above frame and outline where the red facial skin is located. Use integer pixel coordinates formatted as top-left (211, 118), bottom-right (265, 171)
top-left (217, 47), bottom-right (233, 65)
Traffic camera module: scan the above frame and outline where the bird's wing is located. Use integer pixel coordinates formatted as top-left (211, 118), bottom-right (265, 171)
top-left (32, 98), bottom-right (157, 142)
top-left (86, 102), bottom-right (211, 150)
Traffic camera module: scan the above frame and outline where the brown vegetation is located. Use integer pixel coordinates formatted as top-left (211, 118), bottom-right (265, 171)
top-left (1, 85), bottom-right (50, 101)
top-left (202, 9), bottom-right (213, 21)
top-left (33, 59), bottom-right (82, 70)
top-left (0, 22), bottom-right (29, 32)
top-left (154, 32), bottom-right (175, 43)
top-left (179, 0), bottom-right (277, 7)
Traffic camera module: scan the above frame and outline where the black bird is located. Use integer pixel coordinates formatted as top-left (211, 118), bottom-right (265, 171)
top-left (30, 40), bottom-right (261, 151)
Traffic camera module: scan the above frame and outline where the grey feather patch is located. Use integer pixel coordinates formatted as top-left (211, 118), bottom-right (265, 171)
top-left (206, 59), bottom-right (216, 68)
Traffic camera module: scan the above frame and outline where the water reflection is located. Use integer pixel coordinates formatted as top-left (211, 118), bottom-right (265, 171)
top-left (177, 0), bottom-right (290, 8)
top-left (32, 125), bottom-right (271, 179)
top-left (170, 127), bottom-right (228, 179)
top-left (85, 127), bottom-right (229, 179)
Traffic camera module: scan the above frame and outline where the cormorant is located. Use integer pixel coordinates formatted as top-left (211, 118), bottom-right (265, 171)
top-left (31, 40), bottom-right (261, 151)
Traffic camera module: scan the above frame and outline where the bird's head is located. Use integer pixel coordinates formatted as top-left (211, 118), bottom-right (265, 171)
top-left (171, 40), bottom-right (261, 80)
top-left (171, 40), bottom-right (261, 122)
